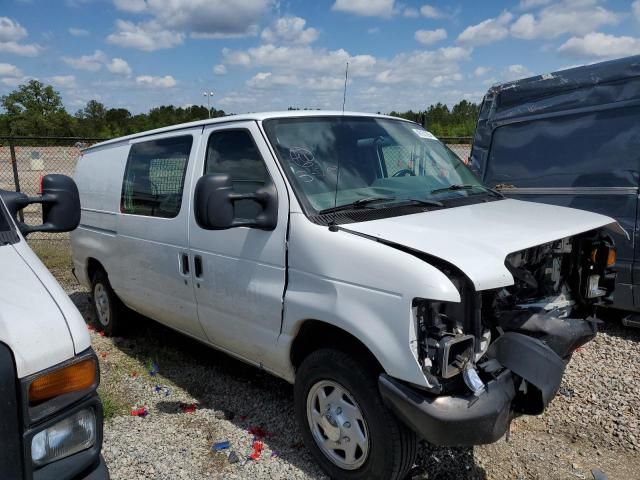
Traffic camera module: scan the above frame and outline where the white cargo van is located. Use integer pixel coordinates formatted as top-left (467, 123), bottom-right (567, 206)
top-left (0, 175), bottom-right (107, 480)
top-left (72, 111), bottom-right (622, 480)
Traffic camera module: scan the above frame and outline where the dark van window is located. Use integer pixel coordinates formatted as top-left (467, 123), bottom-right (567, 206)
top-left (485, 107), bottom-right (640, 188)
top-left (204, 129), bottom-right (271, 219)
top-left (121, 135), bottom-right (193, 218)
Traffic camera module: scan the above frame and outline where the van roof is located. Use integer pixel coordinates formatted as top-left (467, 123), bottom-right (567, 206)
top-left (84, 110), bottom-right (412, 152)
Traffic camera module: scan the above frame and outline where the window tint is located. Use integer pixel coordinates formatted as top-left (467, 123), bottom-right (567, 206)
top-left (485, 107), bottom-right (640, 188)
top-left (205, 129), bottom-right (271, 219)
top-left (121, 135), bottom-right (192, 218)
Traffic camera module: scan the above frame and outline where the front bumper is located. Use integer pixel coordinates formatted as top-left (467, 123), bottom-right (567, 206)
top-left (379, 371), bottom-right (516, 446)
top-left (379, 332), bottom-right (569, 446)
top-left (81, 456), bottom-right (109, 480)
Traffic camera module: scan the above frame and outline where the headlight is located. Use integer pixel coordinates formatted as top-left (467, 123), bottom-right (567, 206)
top-left (31, 408), bottom-right (96, 467)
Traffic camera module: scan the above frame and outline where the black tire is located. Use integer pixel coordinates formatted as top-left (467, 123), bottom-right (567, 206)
top-left (294, 349), bottom-right (417, 480)
top-left (90, 269), bottom-right (126, 337)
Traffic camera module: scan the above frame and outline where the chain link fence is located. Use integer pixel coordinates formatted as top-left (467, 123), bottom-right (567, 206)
top-left (0, 136), bottom-right (106, 241)
top-left (0, 135), bottom-right (472, 242)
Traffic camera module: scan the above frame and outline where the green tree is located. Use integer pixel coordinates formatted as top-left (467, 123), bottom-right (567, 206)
top-left (75, 100), bottom-right (108, 137)
top-left (0, 80), bottom-right (74, 136)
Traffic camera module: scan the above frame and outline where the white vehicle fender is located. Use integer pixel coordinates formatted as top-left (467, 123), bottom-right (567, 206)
top-left (280, 213), bottom-right (460, 387)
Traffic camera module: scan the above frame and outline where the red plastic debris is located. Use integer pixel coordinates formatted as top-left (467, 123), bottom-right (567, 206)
top-left (248, 426), bottom-right (271, 439)
top-left (130, 407), bottom-right (149, 418)
top-left (249, 440), bottom-right (263, 461)
top-left (131, 371), bottom-right (138, 378)
top-left (100, 352), bottom-right (107, 359)
top-left (98, 331), bottom-right (105, 337)
top-left (180, 403), bottom-right (197, 414)
top-left (87, 325), bottom-right (94, 332)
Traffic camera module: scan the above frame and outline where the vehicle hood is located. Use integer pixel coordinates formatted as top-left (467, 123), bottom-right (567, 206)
top-left (342, 198), bottom-right (625, 291)
top-left (0, 243), bottom-right (77, 378)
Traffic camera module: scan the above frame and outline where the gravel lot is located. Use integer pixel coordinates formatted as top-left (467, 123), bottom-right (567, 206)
top-left (36, 242), bottom-right (640, 480)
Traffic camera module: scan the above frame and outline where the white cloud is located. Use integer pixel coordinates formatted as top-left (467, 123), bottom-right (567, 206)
top-left (402, 8), bottom-right (419, 18)
top-left (106, 20), bottom-right (184, 51)
top-left (107, 57), bottom-right (132, 76)
top-left (457, 11), bottom-right (512, 46)
top-left (633, 1), bottom-right (640, 20)
top-left (420, 5), bottom-right (443, 19)
top-left (0, 17), bottom-right (41, 56)
top-left (519, 0), bottom-right (551, 9)
top-left (0, 17), bottom-right (27, 42)
top-left (414, 28), bottom-right (447, 46)
top-left (0, 63), bottom-right (22, 77)
top-left (511, 0), bottom-right (619, 40)
top-left (213, 64), bottom-right (227, 75)
top-left (368, 27), bottom-right (380, 34)
top-left (261, 17), bottom-right (319, 45)
top-left (503, 64), bottom-right (533, 81)
top-left (474, 66), bottom-right (491, 77)
top-left (111, 0), bottom-right (268, 40)
top-left (68, 27), bottom-right (89, 36)
top-left (62, 50), bottom-right (107, 71)
top-left (558, 32), bottom-right (640, 59)
top-left (332, 0), bottom-right (395, 18)
top-left (48, 75), bottom-right (77, 88)
top-left (247, 72), bottom-right (298, 89)
top-left (135, 75), bottom-right (177, 88)
top-left (113, 0), bottom-right (147, 12)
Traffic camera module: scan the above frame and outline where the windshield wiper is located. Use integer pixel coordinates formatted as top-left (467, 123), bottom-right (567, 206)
top-left (318, 196), bottom-right (395, 215)
top-left (401, 198), bottom-right (444, 207)
top-left (431, 184), bottom-right (504, 198)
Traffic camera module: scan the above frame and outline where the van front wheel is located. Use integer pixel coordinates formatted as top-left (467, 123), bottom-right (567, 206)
top-left (294, 349), bottom-right (417, 480)
top-left (91, 269), bottom-right (125, 337)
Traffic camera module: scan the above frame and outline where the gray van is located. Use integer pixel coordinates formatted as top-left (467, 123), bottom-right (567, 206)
top-left (470, 55), bottom-right (640, 325)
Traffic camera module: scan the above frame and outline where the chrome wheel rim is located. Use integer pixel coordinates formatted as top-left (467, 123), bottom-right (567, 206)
top-left (94, 283), bottom-right (110, 327)
top-left (306, 380), bottom-right (370, 470)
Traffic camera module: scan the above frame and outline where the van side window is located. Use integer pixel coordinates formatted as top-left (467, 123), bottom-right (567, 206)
top-left (204, 129), bottom-right (271, 219)
top-left (121, 135), bottom-right (193, 218)
top-left (484, 107), bottom-right (640, 188)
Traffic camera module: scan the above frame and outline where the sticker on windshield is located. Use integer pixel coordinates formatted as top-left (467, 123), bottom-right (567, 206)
top-left (412, 129), bottom-right (437, 140)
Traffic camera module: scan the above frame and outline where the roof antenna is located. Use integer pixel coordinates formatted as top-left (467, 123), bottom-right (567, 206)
top-left (342, 62), bottom-right (349, 113)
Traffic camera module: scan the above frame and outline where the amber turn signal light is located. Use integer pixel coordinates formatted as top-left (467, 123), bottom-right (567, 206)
top-left (607, 248), bottom-right (616, 266)
top-left (29, 357), bottom-right (97, 405)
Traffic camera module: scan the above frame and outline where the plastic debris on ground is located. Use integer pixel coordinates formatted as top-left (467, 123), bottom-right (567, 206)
top-left (131, 370), bottom-right (138, 378)
top-left (212, 441), bottom-right (230, 451)
top-left (249, 440), bottom-right (264, 461)
top-left (228, 451), bottom-right (240, 464)
top-left (147, 360), bottom-right (159, 376)
top-left (180, 403), bottom-right (197, 413)
top-left (130, 407), bottom-right (149, 418)
top-left (153, 385), bottom-right (171, 396)
top-left (591, 469), bottom-right (608, 480)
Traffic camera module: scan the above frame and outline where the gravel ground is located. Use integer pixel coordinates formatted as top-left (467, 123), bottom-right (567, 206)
top-left (37, 242), bottom-right (640, 480)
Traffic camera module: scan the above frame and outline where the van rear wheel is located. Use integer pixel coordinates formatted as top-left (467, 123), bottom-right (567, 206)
top-left (294, 349), bottom-right (417, 480)
top-left (91, 269), bottom-right (125, 337)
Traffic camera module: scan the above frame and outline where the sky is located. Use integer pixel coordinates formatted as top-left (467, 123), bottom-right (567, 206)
top-left (1, 0), bottom-right (639, 114)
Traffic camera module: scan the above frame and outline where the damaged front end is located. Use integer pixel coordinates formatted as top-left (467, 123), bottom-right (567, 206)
top-left (379, 229), bottom-right (616, 446)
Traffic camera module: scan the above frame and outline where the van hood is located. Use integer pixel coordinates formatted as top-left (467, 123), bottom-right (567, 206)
top-left (341, 198), bottom-right (624, 291)
top-left (0, 243), bottom-right (78, 378)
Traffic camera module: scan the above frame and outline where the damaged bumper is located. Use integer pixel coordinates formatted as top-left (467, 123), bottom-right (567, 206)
top-left (380, 332), bottom-right (569, 446)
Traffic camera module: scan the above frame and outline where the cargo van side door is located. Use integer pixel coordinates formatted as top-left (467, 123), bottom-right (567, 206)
top-left (187, 121), bottom-right (289, 367)
top-left (116, 130), bottom-right (206, 339)
top-left (483, 107), bottom-right (640, 311)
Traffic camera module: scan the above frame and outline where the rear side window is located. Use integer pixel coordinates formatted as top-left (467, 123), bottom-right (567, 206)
top-left (484, 107), bottom-right (640, 188)
top-left (204, 129), bottom-right (271, 219)
top-left (121, 135), bottom-right (193, 218)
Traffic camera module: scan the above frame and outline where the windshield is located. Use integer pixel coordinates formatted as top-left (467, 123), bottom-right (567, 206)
top-left (0, 200), bottom-right (11, 233)
top-left (262, 116), bottom-right (484, 215)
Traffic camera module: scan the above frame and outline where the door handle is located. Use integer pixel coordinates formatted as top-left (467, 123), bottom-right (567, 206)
top-left (180, 253), bottom-right (190, 275)
top-left (194, 255), bottom-right (203, 279)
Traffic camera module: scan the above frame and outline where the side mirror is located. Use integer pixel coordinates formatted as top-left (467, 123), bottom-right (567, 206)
top-left (194, 174), bottom-right (278, 230)
top-left (0, 174), bottom-right (80, 236)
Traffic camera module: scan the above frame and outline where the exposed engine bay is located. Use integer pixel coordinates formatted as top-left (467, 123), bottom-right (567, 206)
top-left (413, 229), bottom-right (616, 416)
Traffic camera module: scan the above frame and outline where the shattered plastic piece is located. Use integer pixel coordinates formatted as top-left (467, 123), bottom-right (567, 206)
top-left (130, 407), bottom-right (149, 418)
top-left (248, 426), bottom-right (271, 439)
top-left (131, 371), bottom-right (138, 378)
top-left (180, 403), bottom-right (197, 413)
top-left (212, 441), bottom-right (230, 451)
top-left (100, 352), bottom-right (107, 359)
top-left (249, 440), bottom-right (264, 461)
top-left (270, 452), bottom-right (278, 458)
top-left (98, 331), bottom-right (105, 337)
top-left (228, 451), bottom-right (239, 464)
top-left (591, 469), bottom-right (608, 480)
top-left (147, 360), bottom-right (159, 376)
top-left (154, 385), bottom-right (162, 393)
top-left (87, 325), bottom-right (94, 332)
